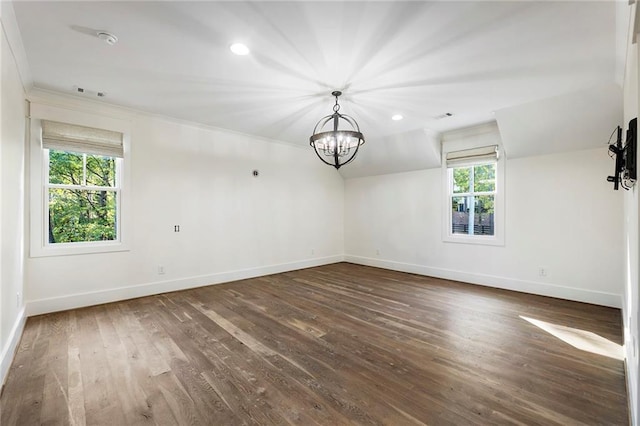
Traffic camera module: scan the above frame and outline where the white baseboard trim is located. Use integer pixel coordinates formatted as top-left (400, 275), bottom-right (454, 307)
top-left (27, 255), bottom-right (344, 316)
top-left (623, 309), bottom-right (638, 426)
top-left (1, 307), bottom-right (26, 390)
top-left (344, 255), bottom-right (622, 308)
top-left (624, 352), bottom-right (638, 426)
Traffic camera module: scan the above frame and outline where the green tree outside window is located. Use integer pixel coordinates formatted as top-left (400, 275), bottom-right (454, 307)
top-left (48, 149), bottom-right (118, 244)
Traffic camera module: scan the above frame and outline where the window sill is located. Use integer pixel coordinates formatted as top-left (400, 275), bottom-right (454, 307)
top-left (443, 234), bottom-right (504, 247)
top-left (30, 241), bottom-right (130, 258)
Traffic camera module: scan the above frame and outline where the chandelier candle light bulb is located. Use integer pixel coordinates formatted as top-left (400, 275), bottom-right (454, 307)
top-left (309, 91), bottom-right (365, 169)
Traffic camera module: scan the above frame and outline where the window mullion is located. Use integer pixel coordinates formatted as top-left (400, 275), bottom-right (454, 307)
top-left (82, 153), bottom-right (87, 186)
top-left (44, 149), bottom-right (51, 246)
top-left (116, 158), bottom-right (122, 189)
top-left (467, 167), bottom-right (474, 235)
top-left (48, 183), bottom-right (117, 191)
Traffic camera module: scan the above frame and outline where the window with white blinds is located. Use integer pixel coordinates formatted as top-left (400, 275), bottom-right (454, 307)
top-left (443, 143), bottom-right (504, 245)
top-left (42, 120), bottom-right (124, 157)
top-left (445, 145), bottom-right (498, 167)
top-left (42, 120), bottom-right (123, 246)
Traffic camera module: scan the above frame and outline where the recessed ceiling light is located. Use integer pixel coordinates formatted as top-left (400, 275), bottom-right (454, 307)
top-left (230, 43), bottom-right (250, 56)
top-left (392, 114), bottom-right (403, 121)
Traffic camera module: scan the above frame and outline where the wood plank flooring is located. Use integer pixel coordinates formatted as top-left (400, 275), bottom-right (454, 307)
top-left (0, 263), bottom-right (628, 425)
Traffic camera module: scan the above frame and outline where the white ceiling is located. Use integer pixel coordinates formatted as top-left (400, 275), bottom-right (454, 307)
top-left (496, 83), bottom-right (623, 159)
top-left (8, 1), bottom-right (626, 177)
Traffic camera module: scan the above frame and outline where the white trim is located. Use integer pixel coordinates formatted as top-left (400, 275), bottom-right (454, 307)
top-left (29, 108), bottom-right (132, 258)
top-left (0, 1), bottom-right (33, 92)
top-left (26, 88), bottom-right (308, 151)
top-left (26, 255), bottom-right (345, 316)
top-left (344, 255), bottom-right (622, 308)
top-left (622, 292), bottom-right (638, 426)
top-left (624, 345), bottom-right (637, 426)
top-left (0, 307), bottom-right (27, 390)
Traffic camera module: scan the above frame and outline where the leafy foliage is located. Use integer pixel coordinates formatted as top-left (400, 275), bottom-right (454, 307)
top-left (473, 164), bottom-right (495, 192)
top-left (452, 168), bottom-right (470, 193)
top-left (48, 150), bottom-right (117, 243)
top-left (452, 163), bottom-right (495, 194)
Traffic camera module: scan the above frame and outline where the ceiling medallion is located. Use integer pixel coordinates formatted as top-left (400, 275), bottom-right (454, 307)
top-left (309, 91), bottom-right (365, 170)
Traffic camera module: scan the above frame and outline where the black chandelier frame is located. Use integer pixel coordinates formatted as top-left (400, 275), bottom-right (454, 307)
top-left (309, 91), bottom-right (365, 170)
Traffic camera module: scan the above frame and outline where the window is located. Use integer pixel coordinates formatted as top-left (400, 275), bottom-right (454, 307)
top-left (46, 149), bottom-right (120, 244)
top-left (30, 115), bottom-right (129, 257)
top-left (443, 144), bottom-right (504, 245)
top-left (42, 120), bottom-right (124, 247)
top-left (450, 163), bottom-right (496, 236)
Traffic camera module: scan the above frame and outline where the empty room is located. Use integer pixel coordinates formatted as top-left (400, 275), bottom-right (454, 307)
top-left (0, 1), bottom-right (638, 424)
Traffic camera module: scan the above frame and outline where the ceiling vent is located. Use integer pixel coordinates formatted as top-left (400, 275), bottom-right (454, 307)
top-left (435, 112), bottom-right (454, 120)
top-left (74, 86), bottom-right (106, 98)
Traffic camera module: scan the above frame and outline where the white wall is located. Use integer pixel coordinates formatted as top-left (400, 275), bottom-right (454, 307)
top-left (0, 6), bottom-right (27, 387)
top-left (623, 3), bottom-right (639, 425)
top-left (345, 146), bottom-right (623, 307)
top-left (24, 93), bottom-right (345, 315)
top-left (0, 2), bottom-right (633, 419)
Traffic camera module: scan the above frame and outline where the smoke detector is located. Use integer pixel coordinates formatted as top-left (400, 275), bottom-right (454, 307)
top-left (97, 31), bottom-right (118, 46)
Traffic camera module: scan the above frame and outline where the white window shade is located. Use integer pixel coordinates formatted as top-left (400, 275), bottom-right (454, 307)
top-left (446, 145), bottom-right (498, 167)
top-left (42, 120), bottom-right (124, 158)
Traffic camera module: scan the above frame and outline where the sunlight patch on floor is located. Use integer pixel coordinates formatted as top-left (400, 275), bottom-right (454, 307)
top-left (520, 316), bottom-right (623, 361)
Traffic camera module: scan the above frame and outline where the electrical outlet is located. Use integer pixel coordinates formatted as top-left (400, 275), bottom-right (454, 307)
top-left (311, 248), bottom-right (315, 255)
top-left (158, 265), bottom-right (165, 275)
top-left (376, 249), bottom-right (380, 256)
top-left (16, 292), bottom-right (20, 308)
top-left (538, 267), bottom-right (547, 277)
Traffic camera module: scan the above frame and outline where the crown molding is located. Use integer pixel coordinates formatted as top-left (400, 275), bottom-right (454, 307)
top-left (1, 1), bottom-right (33, 92)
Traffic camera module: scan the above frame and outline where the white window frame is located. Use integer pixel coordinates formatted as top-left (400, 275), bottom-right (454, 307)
top-left (29, 104), bottom-right (131, 257)
top-left (442, 139), bottom-right (505, 246)
top-left (43, 149), bottom-right (123, 247)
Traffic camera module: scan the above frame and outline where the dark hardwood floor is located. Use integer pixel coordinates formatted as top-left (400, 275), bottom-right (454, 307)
top-left (0, 263), bottom-right (628, 425)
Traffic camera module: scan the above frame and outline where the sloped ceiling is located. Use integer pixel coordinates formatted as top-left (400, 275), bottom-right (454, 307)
top-left (7, 1), bottom-right (625, 177)
top-left (496, 84), bottom-right (623, 159)
top-left (340, 128), bottom-right (441, 179)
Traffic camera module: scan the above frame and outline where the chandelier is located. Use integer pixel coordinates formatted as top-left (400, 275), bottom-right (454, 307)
top-left (309, 91), bottom-right (365, 169)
